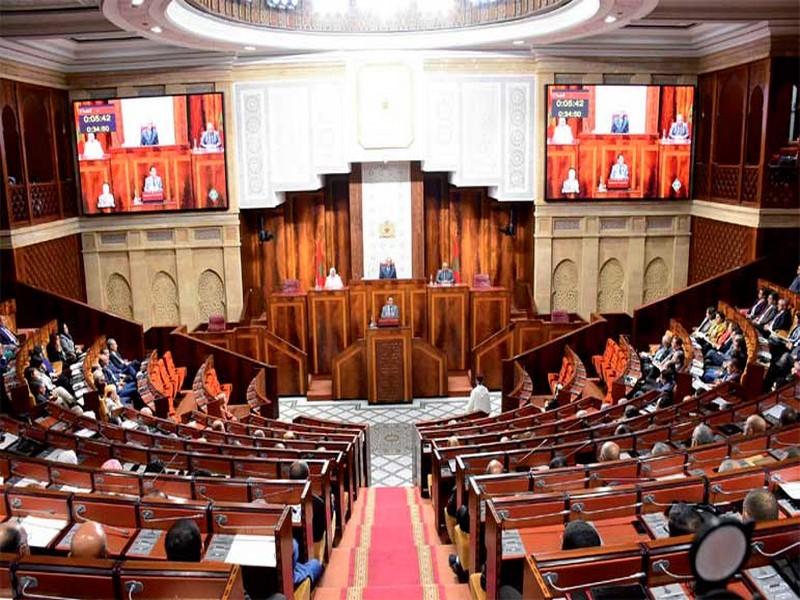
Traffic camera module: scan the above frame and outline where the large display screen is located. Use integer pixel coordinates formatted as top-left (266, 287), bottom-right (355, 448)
top-left (73, 92), bottom-right (228, 215)
top-left (545, 85), bottom-right (695, 201)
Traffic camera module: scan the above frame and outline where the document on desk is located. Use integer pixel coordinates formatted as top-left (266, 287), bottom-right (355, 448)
top-left (18, 515), bottom-right (68, 548)
top-left (225, 534), bottom-right (276, 567)
top-left (779, 481), bottom-right (800, 501)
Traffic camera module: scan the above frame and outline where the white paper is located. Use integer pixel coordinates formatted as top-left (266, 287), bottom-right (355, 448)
top-left (224, 534), bottom-right (276, 567)
top-left (14, 478), bottom-right (48, 489)
top-left (74, 428), bottom-right (96, 438)
top-left (779, 481), bottom-right (800, 501)
top-left (0, 433), bottom-right (18, 450)
top-left (18, 516), bottom-right (68, 548)
top-left (290, 503), bottom-right (302, 525)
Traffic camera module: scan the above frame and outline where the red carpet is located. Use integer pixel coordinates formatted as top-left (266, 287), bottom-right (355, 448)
top-left (315, 486), bottom-right (471, 600)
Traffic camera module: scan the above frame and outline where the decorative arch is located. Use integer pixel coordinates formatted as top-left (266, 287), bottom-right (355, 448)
top-left (105, 273), bottom-right (133, 319)
top-left (643, 257), bottom-right (670, 304)
top-left (21, 93), bottom-right (54, 183)
top-left (2, 106), bottom-right (23, 182)
top-left (151, 271), bottom-right (180, 325)
top-left (597, 258), bottom-right (625, 313)
top-left (551, 259), bottom-right (579, 313)
top-left (198, 269), bottom-right (226, 322)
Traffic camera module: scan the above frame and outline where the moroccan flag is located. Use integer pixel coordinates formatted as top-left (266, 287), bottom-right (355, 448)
top-left (452, 236), bottom-right (461, 284)
top-left (314, 239), bottom-right (325, 289)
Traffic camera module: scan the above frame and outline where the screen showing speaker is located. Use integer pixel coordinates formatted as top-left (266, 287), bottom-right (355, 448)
top-left (545, 84), bottom-right (695, 201)
top-left (73, 92), bottom-right (228, 215)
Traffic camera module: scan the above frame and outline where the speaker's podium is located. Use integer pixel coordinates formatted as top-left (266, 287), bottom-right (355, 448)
top-left (366, 323), bottom-right (412, 404)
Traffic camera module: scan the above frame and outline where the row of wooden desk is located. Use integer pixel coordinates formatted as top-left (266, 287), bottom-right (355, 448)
top-left (267, 281), bottom-right (512, 375)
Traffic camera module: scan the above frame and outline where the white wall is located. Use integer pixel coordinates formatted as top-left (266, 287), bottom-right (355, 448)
top-left (593, 85), bottom-right (648, 134)
top-left (120, 96), bottom-right (176, 146)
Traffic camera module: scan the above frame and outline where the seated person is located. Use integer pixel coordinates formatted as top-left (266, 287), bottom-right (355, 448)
top-left (650, 441), bottom-right (672, 456)
top-left (98, 351), bottom-right (138, 404)
top-left (0, 315), bottom-right (19, 354)
top-left (551, 116), bottom-right (574, 144)
top-left (324, 267), bottom-right (343, 290)
top-left (107, 338), bottom-right (140, 379)
top-left (82, 132), bottom-right (105, 159)
top-left (746, 289), bottom-right (769, 321)
top-left (561, 167), bottom-right (580, 195)
top-left (598, 441), bottom-right (620, 463)
top-left (59, 322), bottom-right (81, 359)
top-left (790, 264), bottom-right (800, 294)
top-left (165, 519), bottom-right (202, 562)
top-left (549, 454), bottom-right (568, 469)
top-left (379, 296), bottom-right (399, 321)
top-left (609, 153), bottom-right (629, 181)
top-left (378, 257), bottom-right (396, 279)
top-left (701, 357), bottom-right (743, 387)
top-left (641, 332), bottom-right (673, 369)
top-left (47, 333), bottom-right (68, 365)
top-left (760, 298), bottom-right (791, 337)
top-left (718, 459), bottom-right (740, 473)
top-left (562, 521), bottom-right (601, 550)
top-left (200, 122), bottom-right (222, 150)
top-left (752, 293), bottom-right (779, 329)
top-left (435, 261), bottom-right (455, 285)
top-left (743, 414), bottom-right (767, 437)
top-left (610, 111), bottom-right (629, 134)
top-left (765, 332), bottom-right (800, 391)
top-left (31, 380), bottom-right (50, 406)
top-left (140, 122), bottom-right (159, 146)
top-left (742, 489), bottom-right (778, 522)
top-left (485, 459), bottom-right (504, 475)
top-left (291, 537), bottom-right (323, 588)
top-left (667, 502), bottom-right (703, 536)
top-left (693, 306), bottom-right (718, 337)
top-left (288, 460), bottom-right (326, 544)
top-left (69, 522), bottom-right (108, 559)
top-left (667, 113), bottom-right (689, 141)
top-left (704, 322), bottom-right (737, 358)
top-left (698, 312), bottom-right (728, 352)
top-left (0, 522), bottom-right (29, 557)
top-left (702, 337), bottom-right (747, 381)
top-left (97, 182), bottom-right (115, 209)
top-left (690, 423), bottom-right (715, 448)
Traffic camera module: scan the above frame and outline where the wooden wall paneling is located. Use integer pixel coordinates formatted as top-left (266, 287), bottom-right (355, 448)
top-left (471, 327), bottom-right (513, 390)
top-left (427, 285), bottom-right (469, 370)
top-left (410, 162), bottom-right (425, 279)
top-left (688, 216), bottom-right (757, 284)
top-left (308, 289), bottom-right (350, 375)
top-left (409, 287), bottom-right (427, 339)
top-left (411, 338), bottom-right (447, 397)
top-left (332, 341), bottom-right (367, 400)
top-left (423, 173), bottom-right (448, 281)
top-left (13, 234), bottom-right (86, 302)
top-left (234, 326), bottom-right (264, 362)
top-left (263, 330), bottom-right (307, 396)
top-left (267, 292), bottom-right (308, 353)
top-left (286, 191), bottom-right (326, 288)
top-left (470, 288), bottom-right (511, 349)
top-left (349, 286), bottom-right (367, 341)
top-left (325, 175), bottom-right (351, 283)
top-left (348, 164), bottom-right (363, 281)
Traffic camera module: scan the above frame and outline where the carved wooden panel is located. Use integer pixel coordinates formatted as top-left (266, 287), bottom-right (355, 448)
top-left (428, 285), bottom-right (469, 370)
top-left (308, 289), bottom-right (350, 375)
top-left (366, 327), bottom-right (412, 404)
top-left (332, 340), bottom-right (367, 400)
top-left (412, 338), bottom-right (447, 397)
top-left (268, 293), bottom-right (308, 352)
top-left (13, 234), bottom-right (85, 301)
top-left (689, 216), bottom-right (756, 284)
top-left (470, 288), bottom-right (510, 349)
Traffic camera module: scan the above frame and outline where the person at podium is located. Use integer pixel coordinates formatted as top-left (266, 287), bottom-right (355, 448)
top-left (550, 116), bottom-right (574, 144)
top-left (609, 154), bottom-right (629, 181)
top-left (379, 257), bottom-right (397, 279)
top-left (610, 111), bottom-right (630, 134)
top-left (200, 121), bottom-right (222, 150)
top-left (435, 261), bottom-right (455, 285)
top-left (380, 296), bottom-right (399, 320)
top-left (668, 113), bottom-right (689, 141)
top-left (96, 182), bottom-right (116, 209)
top-left (324, 267), bottom-right (343, 290)
top-left (144, 165), bottom-right (163, 193)
top-left (82, 132), bottom-right (105, 160)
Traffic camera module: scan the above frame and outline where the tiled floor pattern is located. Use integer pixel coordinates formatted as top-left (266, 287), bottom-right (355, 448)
top-left (279, 394), bottom-right (501, 486)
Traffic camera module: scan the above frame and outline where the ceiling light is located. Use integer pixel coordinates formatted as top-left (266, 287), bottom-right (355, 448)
top-left (604, 15), bottom-right (617, 23)
top-left (244, 45), bottom-right (256, 51)
top-left (512, 40), bottom-right (525, 46)
top-left (150, 25), bottom-right (162, 33)
top-left (131, 0), bottom-right (145, 6)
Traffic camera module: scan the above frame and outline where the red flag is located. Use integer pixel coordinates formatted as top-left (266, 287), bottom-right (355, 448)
top-left (452, 236), bottom-right (461, 284)
top-left (314, 239), bottom-right (325, 289)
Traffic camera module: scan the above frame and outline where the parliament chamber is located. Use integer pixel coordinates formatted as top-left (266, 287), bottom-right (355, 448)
top-left (0, 0), bottom-right (799, 599)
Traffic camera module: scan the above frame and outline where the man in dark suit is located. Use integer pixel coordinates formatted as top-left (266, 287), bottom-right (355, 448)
top-left (746, 289), bottom-right (769, 320)
top-left (107, 338), bottom-right (139, 379)
top-left (753, 293), bottom-right (778, 328)
top-left (611, 112), bottom-right (629, 133)
top-left (0, 316), bottom-right (19, 350)
top-left (789, 264), bottom-right (800, 293)
top-left (140, 122), bottom-right (159, 146)
top-left (761, 298), bottom-right (791, 336)
top-left (378, 258), bottom-right (397, 279)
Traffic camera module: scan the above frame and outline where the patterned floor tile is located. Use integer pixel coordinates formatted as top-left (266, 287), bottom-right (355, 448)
top-left (279, 393), bottom-right (501, 486)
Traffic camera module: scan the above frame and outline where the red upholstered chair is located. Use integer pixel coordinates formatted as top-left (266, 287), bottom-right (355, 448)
top-left (551, 310), bottom-right (569, 324)
top-left (282, 279), bottom-right (301, 293)
top-left (207, 314), bottom-right (226, 332)
top-left (472, 273), bottom-right (491, 289)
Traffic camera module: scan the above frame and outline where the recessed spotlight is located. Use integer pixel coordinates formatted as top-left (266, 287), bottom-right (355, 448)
top-left (150, 25), bottom-right (162, 33)
top-left (131, 0), bottom-right (145, 6)
top-left (604, 15), bottom-right (617, 23)
top-left (244, 45), bottom-right (256, 51)
top-left (512, 40), bottom-right (526, 46)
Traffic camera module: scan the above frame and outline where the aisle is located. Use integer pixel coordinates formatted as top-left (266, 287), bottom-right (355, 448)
top-left (314, 487), bottom-right (471, 600)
